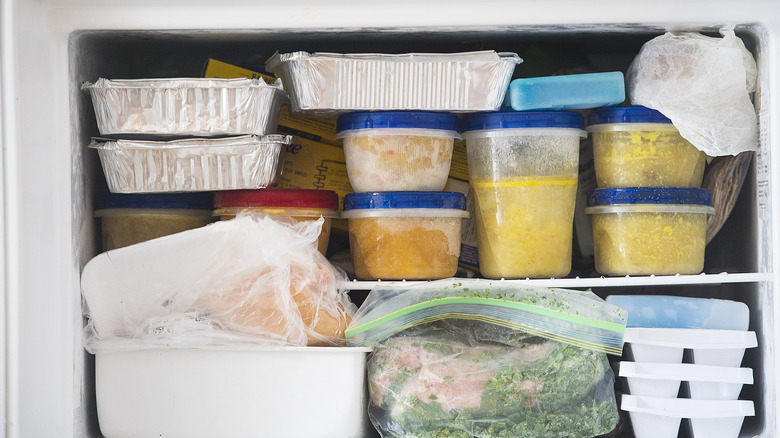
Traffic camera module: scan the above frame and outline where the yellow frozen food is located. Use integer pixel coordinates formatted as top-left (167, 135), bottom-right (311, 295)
top-left (100, 213), bottom-right (213, 251)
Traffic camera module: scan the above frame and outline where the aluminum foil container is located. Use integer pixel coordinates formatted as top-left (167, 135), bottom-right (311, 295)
top-left (265, 51), bottom-right (522, 114)
top-left (82, 78), bottom-right (288, 136)
top-left (90, 135), bottom-right (291, 193)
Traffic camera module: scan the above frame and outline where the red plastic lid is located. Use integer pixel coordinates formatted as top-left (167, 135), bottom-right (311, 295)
top-left (214, 189), bottom-right (339, 210)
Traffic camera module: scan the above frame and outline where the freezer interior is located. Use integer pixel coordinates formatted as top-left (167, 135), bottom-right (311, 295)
top-left (68, 26), bottom-right (772, 437)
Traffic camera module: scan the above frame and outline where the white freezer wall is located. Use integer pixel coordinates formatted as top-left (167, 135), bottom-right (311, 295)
top-left (2, 0), bottom-right (780, 437)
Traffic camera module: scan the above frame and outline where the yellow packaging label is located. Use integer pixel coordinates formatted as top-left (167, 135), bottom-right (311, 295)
top-left (202, 58), bottom-right (339, 145)
top-left (443, 140), bottom-right (478, 272)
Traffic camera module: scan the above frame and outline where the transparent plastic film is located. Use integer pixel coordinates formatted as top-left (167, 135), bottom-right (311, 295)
top-left (345, 279), bottom-right (627, 355)
top-left (81, 213), bottom-right (356, 353)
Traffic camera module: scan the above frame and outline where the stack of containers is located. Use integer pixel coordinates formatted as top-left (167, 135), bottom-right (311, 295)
top-left (606, 295), bottom-right (757, 438)
top-left (584, 106), bottom-right (715, 275)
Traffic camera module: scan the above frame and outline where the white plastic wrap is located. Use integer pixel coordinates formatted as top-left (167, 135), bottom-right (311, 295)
top-left (90, 135), bottom-right (290, 193)
top-left (627, 29), bottom-right (758, 156)
top-left (265, 51), bottom-right (522, 114)
top-left (82, 78), bottom-right (288, 136)
top-left (81, 214), bottom-right (356, 352)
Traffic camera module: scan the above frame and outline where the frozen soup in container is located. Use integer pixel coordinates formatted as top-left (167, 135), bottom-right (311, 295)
top-left (461, 111), bottom-right (585, 278)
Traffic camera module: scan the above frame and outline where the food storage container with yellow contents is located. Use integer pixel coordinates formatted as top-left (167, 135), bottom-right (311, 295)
top-left (461, 111), bottom-right (585, 279)
top-left (342, 192), bottom-right (468, 280)
top-left (95, 192), bottom-right (214, 251)
top-left (588, 106), bottom-right (707, 188)
top-left (213, 188), bottom-right (339, 255)
top-left (585, 187), bottom-right (715, 276)
top-left (336, 111), bottom-right (460, 192)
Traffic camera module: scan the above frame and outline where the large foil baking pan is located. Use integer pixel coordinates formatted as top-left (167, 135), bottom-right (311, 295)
top-left (265, 51), bottom-right (522, 114)
top-left (82, 78), bottom-right (287, 136)
top-left (90, 135), bottom-right (291, 193)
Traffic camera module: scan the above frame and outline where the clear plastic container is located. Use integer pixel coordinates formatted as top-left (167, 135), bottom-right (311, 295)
top-left (588, 106), bottom-right (706, 188)
top-left (94, 192), bottom-right (214, 251)
top-left (341, 192), bottom-right (468, 280)
top-left (213, 188), bottom-right (339, 255)
top-left (335, 112), bottom-right (460, 192)
top-left (605, 295), bottom-right (750, 330)
top-left (461, 111), bottom-right (585, 279)
top-left (586, 187), bottom-right (715, 275)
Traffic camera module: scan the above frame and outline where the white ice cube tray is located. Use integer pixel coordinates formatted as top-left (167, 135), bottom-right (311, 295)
top-left (618, 361), bottom-right (753, 399)
top-left (624, 328), bottom-right (757, 367)
top-left (621, 394), bottom-right (754, 438)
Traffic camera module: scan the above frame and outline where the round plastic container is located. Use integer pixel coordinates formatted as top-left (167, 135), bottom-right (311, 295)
top-left (585, 187), bottom-right (715, 276)
top-left (461, 111), bottom-right (585, 279)
top-left (342, 192), bottom-right (468, 280)
top-left (213, 188), bottom-right (339, 255)
top-left (335, 111), bottom-right (460, 192)
top-left (95, 192), bottom-right (214, 251)
top-left (588, 106), bottom-right (706, 188)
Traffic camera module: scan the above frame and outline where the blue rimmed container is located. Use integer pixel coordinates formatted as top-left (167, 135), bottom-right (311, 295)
top-left (335, 111), bottom-right (460, 192)
top-left (585, 187), bottom-right (715, 276)
top-left (342, 191), bottom-right (468, 280)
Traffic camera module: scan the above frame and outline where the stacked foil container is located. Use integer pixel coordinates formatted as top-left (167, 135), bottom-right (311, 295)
top-left (83, 78), bottom-right (291, 193)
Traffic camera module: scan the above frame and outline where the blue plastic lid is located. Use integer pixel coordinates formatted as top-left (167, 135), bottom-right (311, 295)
top-left (461, 111), bottom-right (584, 132)
top-left (336, 111), bottom-right (460, 133)
top-left (343, 191), bottom-right (467, 211)
top-left (588, 105), bottom-right (672, 126)
top-left (587, 187), bottom-right (712, 207)
top-left (96, 192), bottom-right (214, 210)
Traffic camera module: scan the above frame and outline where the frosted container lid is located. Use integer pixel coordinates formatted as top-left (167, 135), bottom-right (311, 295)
top-left (95, 192), bottom-right (214, 210)
top-left (342, 192), bottom-right (468, 219)
top-left (214, 189), bottom-right (338, 211)
top-left (588, 105), bottom-right (672, 125)
top-left (605, 295), bottom-right (749, 330)
top-left (585, 187), bottom-right (715, 214)
top-left (461, 111), bottom-right (585, 132)
top-left (336, 111), bottom-right (460, 134)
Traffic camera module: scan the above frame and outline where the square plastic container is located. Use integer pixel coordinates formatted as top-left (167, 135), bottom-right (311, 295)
top-left (605, 295), bottom-right (750, 330)
top-left (620, 394), bottom-right (754, 438)
top-left (94, 192), bottom-right (214, 251)
top-left (624, 328), bottom-right (758, 367)
top-left (82, 78), bottom-right (287, 136)
top-left (335, 112), bottom-right (460, 192)
top-left (508, 71), bottom-right (626, 111)
top-left (95, 346), bottom-right (372, 438)
top-left (618, 362), bottom-right (753, 400)
top-left (585, 187), bottom-right (715, 275)
top-left (461, 111), bottom-right (585, 279)
top-left (587, 106), bottom-right (706, 188)
top-left (341, 192), bottom-right (468, 280)
top-left (90, 135), bottom-right (290, 193)
top-left (265, 51), bottom-right (521, 114)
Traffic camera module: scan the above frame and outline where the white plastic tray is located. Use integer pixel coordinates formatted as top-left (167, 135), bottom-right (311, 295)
top-left (624, 328), bottom-right (758, 366)
top-left (618, 361), bottom-right (753, 399)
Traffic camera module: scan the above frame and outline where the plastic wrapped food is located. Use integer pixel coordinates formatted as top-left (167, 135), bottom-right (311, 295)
top-left (346, 280), bottom-right (627, 438)
top-left (82, 78), bottom-right (287, 136)
top-left (90, 135), bottom-right (290, 193)
top-left (265, 51), bottom-right (521, 114)
top-left (81, 214), bottom-right (356, 351)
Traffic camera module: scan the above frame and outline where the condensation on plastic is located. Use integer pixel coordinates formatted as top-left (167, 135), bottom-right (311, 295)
top-left (265, 51), bottom-right (522, 114)
top-left (90, 135), bottom-right (290, 193)
top-left (81, 213), bottom-right (356, 352)
top-left (82, 78), bottom-right (288, 136)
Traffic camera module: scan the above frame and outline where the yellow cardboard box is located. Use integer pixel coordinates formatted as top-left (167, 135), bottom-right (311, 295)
top-left (202, 58), bottom-right (339, 145)
top-left (444, 141), bottom-right (479, 272)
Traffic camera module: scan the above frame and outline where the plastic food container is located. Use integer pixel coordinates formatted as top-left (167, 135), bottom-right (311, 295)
top-left (95, 192), bottom-right (214, 251)
top-left (618, 362), bottom-right (753, 400)
top-left (624, 328), bottom-right (758, 367)
top-left (605, 295), bottom-right (750, 330)
top-left (335, 112), bottom-right (460, 192)
top-left (90, 135), bottom-right (290, 193)
top-left (213, 188), bottom-right (339, 255)
top-left (620, 395), bottom-right (754, 438)
top-left (265, 51), bottom-right (521, 114)
top-left (588, 106), bottom-right (706, 188)
top-left (82, 78), bottom-right (287, 136)
top-left (342, 192), bottom-right (468, 280)
top-left (95, 346), bottom-right (372, 438)
top-left (507, 71), bottom-right (625, 111)
top-left (461, 111), bottom-right (585, 279)
top-left (585, 187), bottom-right (715, 276)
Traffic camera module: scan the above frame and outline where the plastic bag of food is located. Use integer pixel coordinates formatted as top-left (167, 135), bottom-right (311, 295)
top-left (627, 28), bottom-right (758, 156)
top-left (82, 213), bottom-right (356, 352)
top-left (346, 279), bottom-right (626, 438)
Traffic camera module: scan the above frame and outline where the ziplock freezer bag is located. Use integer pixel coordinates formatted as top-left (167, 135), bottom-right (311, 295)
top-left (627, 29), bottom-right (758, 156)
top-left (82, 213), bottom-right (356, 352)
top-left (346, 280), bottom-right (626, 438)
